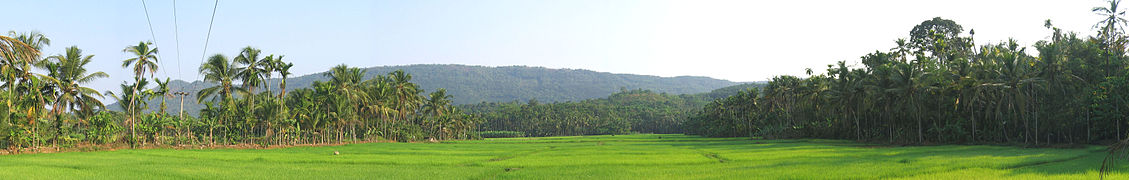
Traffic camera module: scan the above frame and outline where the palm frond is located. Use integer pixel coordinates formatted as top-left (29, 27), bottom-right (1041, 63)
top-left (1101, 139), bottom-right (1129, 179)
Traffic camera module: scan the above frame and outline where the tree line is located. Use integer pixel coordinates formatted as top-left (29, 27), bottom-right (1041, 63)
top-left (0, 32), bottom-right (481, 153)
top-left (686, 4), bottom-right (1129, 145)
top-left (464, 88), bottom-right (722, 137)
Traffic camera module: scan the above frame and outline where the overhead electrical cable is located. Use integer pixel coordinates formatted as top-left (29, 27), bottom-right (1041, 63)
top-left (174, 0), bottom-right (183, 81)
top-left (191, 0), bottom-right (220, 93)
top-left (140, 0), bottom-right (168, 78)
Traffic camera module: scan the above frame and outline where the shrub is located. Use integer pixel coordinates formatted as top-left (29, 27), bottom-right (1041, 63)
top-left (86, 112), bottom-right (122, 144)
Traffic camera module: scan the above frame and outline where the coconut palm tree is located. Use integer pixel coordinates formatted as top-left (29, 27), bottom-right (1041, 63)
top-left (197, 54), bottom-right (243, 103)
top-left (233, 47), bottom-right (266, 106)
top-left (1095, 0), bottom-right (1128, 40)
top-left (232, 47), bottom-right (268, 141)
top-left (389, 70), bottom-right (420, 125)
top-left (39, 46), bottom-right (108, 144)
top-left (122, 41), bottom-right (159, 148)
top-left (424, 88), bottom-right (452, 117)
top-left (105, 80), bottom-right (151, 126)
top-left (360, 77), bottom-right (397, 137)
top-left (0, 34), bottom-right (40, 63)
top-left (0, 32), bottom-right (44, 92)
top-left (1, 31), bottom-right (51, 150)
top-left (197, 54), bottom-right (245, 143)
top-left (3, 32), bottom-right (49, 115)
top-left (887, 60), bottom-right (924, 143)
top-left (1094, 0), bottom-right (1129, 77)
top-left (325, 64), bottom-right (367, 141)
top-left (424, 88), bottom-right (453, 138)
top-left (0, 34), bottom-right (40, 145)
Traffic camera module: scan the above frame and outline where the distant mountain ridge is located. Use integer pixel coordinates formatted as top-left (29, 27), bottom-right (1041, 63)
top-left (108, 64), bottom-right (742, 115)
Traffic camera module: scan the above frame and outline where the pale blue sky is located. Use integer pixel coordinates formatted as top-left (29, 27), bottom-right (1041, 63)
top-left (2, 0), bottom-right (1107, 98)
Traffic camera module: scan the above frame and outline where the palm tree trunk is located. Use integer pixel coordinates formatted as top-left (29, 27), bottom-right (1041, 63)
top-left (887, 105), bottom-right (893, 143)
top-left (1002, 100), bottom-right (1011, 142)
top-left (1033, 88), bottom-right (1039, 145)
top-left (971, 99), bottom-right (977, 142)
top-left (53, 108), bottom-right (62, 148)
top-left (917, 101), bottom-right (923, 144)
top-left (128, 76), bottom-right (140, 148)
top-left (129, 106), bottom-right (136, 148)
top-left (935, 98), bottom-right (942, 142)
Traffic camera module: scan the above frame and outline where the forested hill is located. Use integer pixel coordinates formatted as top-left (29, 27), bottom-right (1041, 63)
top-left (110, 64), bottom-right (741, 114)
top-left (308, 64), bottom-right (740, 104)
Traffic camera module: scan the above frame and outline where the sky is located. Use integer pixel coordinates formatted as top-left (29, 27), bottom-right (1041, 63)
top-left (1, 0), bottom-right (1109, 99)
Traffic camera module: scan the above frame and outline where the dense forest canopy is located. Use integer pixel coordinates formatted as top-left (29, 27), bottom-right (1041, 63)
top-left (685, 12), bottom-right (1129, 146)
top-left (464, 84), bottom-right (760, 137)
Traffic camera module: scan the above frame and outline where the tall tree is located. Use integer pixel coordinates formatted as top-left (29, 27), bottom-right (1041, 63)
top-left (324, 64), bottom-right (367, 141)
top-left (154, 77), bottom-right (171, 116)
top-left (197, 54), bottom-right (244, 145)
top-left (121, 41), bottom-right (159, 148)
top-left (390, 70), bottom-right (420, 125)
top-left (197, 54), bottom-right (243, 102)
top-left (233, 47), bottom-right (266, 106)
top-left (0, 33), bottom-right (40, 142)
top-left (39, 46), bottom-right (108, 144)
top-left (5, 31), bottom-right (51, 149)
top-left (1094, 0), bottom-right (1129, 77)
top-left (1095, 0), bottom-right (1128, 41)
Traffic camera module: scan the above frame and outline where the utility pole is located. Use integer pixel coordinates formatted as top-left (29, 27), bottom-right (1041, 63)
top-left (174, 91), bottom-right (190, 140)
top-left (175, 92), bottom-right (189, 120)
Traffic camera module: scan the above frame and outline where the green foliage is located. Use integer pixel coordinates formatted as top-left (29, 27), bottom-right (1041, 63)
top-left (85, 111), bottom-right (121, 144)
top-left (191, 59), bottom-right (482, 145)
top-left (0, 41), bottom-right (488, 149)
top-left (467, 89), bottom-right (729, 137)
top-left (1092, 74), bottom-right (1129, 141)
top-left (686, 16), bottom-right (1129, 147)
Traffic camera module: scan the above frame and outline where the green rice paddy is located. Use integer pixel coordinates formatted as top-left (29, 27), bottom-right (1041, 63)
top-left (1, 134), bottom-right (1125, 179)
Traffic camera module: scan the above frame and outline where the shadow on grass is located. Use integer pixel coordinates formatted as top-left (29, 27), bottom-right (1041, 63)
top-left (1006, 151), bottom-right (1129, 176)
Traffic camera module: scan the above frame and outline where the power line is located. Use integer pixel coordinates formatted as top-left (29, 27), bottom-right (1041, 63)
top-left (140, 0), bottom-right (168, 79)
top-left (173, 0), bottom-right (182, 82)
top-left (192, 0), bottom-right (220, 93)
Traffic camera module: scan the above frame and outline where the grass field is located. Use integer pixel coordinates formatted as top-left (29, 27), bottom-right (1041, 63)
top-left (2, 134), bottom-right (1127, 179)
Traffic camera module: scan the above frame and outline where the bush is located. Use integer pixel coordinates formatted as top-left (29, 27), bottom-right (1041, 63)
top-left (59, 133), bottom-right (85, 148)
top-left (479, 131), bottom-right (524, 138)
top-left (390, 122), bottom-right (425, 142)
top-left (87, 112), bottom-right (122, 144)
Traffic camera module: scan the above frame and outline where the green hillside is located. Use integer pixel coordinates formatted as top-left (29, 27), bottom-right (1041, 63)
top-left (110, 64), bottom-right (741, 115)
